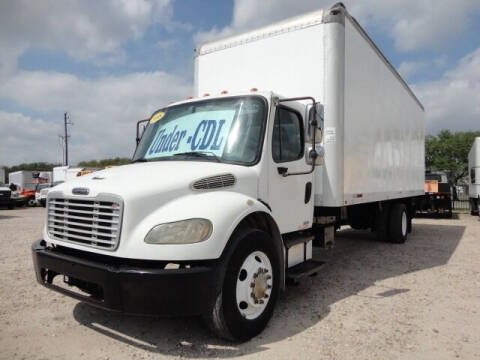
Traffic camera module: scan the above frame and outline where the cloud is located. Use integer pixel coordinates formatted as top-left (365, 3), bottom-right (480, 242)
top-left (0, 0), bottom-right (173, 75)
top-left (0, 70), bottom-right (191, 166)
top-left (195, 0), bottom-right (480, 54)
top-left (0, 112), bottom-right (62, 165)
top-left (413, 47), bottom-right (480, 134)
top-left (398, 61), bottom-right (428, 79)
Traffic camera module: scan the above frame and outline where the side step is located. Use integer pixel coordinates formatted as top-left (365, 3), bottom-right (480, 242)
top-left (286, 259), bottom-right (325, 282)
top-left (283, 233), bottom-right (314, 249)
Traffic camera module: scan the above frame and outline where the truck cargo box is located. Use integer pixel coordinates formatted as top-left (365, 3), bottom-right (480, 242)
top-left (469, 137), bottom-right (480, 199)
top-left (195, 5), bottom-right (425, 207)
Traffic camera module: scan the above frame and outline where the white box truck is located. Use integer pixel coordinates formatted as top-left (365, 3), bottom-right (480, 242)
top-left (9, 170), bottom-right (34, 189)
top-left (32, 3), bottom-right (424, 341)
top-left (468, 137), bottom-right (480, 215)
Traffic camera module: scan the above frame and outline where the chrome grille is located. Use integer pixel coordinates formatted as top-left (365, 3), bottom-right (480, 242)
top-left (0, 190), bottom-right (11, 199)
top-left (192, 174), bottom-right (236, 190)
top-left (47, 196), bottom-right (123, 251)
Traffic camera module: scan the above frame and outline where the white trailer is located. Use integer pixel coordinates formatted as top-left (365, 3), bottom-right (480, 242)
top-left (468, 137), bottom-right (480, 215)
top-left (52, 166), bottom-right (68, 184)
top-left (32, 3), bottom-right (424, 341)
top-left (9, 170), bottom-right (34, 189)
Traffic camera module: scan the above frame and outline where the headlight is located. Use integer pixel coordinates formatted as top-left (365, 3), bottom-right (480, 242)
top-left (11, 192), bottom-right (19, 198)
top-left (144, 218), bottom-right (212, 244)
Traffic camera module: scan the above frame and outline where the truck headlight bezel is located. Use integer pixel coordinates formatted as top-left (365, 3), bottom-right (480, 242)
top-left (144, 218), bottom-right (213, 245)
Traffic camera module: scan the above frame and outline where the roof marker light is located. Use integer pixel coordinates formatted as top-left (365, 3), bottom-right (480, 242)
top-left (203, 93), bottom-right (210, 97)
top-left (221, 90), bottom-right (228, 94)
top-left (187, 96), bottom-right (193, 99)
top-left (250, 88), bottom-right (258, 92)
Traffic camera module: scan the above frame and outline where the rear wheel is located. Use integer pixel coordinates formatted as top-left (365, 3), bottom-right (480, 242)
top-left (389, 203), bottom-right (408, 244)
top-left (204, 229), bottom-right (280, 342)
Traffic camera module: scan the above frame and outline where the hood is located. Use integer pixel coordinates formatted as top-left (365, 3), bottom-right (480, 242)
top-left (52, 161), bottom-right (260, 201)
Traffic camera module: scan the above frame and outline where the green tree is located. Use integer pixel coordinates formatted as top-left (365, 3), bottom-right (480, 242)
top-left (5, 162), bottom-right (60, 178)
top-left (77, 157), bottom-right (131, 168)
top-left (426, 130), bottom-right (480, 186)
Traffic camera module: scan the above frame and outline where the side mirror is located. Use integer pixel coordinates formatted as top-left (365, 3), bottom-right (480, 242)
top-left (308, 103), bottom-right (324, 144)
top-left (306, 144), bottom-right (324, 165)
top-left (136, 119), bottom-right (149, 147)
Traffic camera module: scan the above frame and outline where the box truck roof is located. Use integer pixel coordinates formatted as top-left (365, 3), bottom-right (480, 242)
top-left (195, 3), bottom-right (423, 111)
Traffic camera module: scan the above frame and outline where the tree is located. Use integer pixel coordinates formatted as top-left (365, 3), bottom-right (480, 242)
top-left (77, 157), bottom-right (131, 168)
top-left (426, 130), bottom-right (480, 187)
top-left (5, 162), bottom-right (60, 178)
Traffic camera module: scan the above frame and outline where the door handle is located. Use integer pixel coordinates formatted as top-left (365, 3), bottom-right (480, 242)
top-left (277, 167), bottom-right (288, 176)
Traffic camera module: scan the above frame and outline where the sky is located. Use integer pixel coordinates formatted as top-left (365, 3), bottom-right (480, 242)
top-left (0, 0), bottom-right (479, 166)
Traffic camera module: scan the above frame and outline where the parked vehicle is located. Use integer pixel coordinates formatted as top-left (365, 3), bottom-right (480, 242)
top-left (418, 171), bottom-right (452, 218)
top-left (469, 137), bottom-right (480, 216)
top-left (32, 3), bottom-right (425, 341)
top-left (0, 182), bottom-right (15, 209)
top-left (35, 183), bottom-right (51, 208)
top-left (9, 170), bottom-right (34, 190)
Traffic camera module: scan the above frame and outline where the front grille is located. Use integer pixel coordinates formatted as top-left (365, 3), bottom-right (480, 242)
top-left (192, 174), bottom-right (236, 190)
top-left (47, 196), bottom-right (123, 251)
top-left (0, 190), bottom-right (11, 199)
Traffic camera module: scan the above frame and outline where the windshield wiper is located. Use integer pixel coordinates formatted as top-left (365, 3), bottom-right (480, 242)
top-left (173, 151), bottom-right (221, 162)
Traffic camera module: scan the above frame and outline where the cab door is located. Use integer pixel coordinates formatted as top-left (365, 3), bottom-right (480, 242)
top-left (267, 105), bottom-right (314, 234)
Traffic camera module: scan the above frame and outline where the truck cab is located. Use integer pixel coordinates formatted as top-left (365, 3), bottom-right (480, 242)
top-left (33, 91), bottom-right (323, 341)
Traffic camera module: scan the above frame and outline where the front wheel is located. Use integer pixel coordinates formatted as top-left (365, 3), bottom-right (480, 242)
top-left (204, 229), bottom-right (280, 342)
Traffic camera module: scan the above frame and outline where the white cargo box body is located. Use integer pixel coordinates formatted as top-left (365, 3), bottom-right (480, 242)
top-left (9, 171), bottom-right (34, 189)
top-left (196, 6), bottom-right (425, 207)
top-left (468, 137), bottom-right (480, 198)
top-left (53, 166), bottom-right (68, 183)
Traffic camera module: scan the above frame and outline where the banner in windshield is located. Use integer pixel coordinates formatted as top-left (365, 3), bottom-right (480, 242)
top-left (145, 110), bottom-right (237, 158)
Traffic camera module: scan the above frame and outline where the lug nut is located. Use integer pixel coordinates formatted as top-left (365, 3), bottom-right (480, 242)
top-left (267, 285), bottom-right (272, 289)
top-left (250, 283), bottom-right (255, 288)
top-left (266, 275), bottom-right (272, 280)
top-left (264, 294), bottom-right (269, 298)
top-left (259, 300), bottom-right (264, 304)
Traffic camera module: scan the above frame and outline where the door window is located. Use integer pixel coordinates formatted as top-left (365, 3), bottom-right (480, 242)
top-left (272, 107), bottom-right (304, 163)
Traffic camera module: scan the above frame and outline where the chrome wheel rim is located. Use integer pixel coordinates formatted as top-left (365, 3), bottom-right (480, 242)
top-left (235, 250), bottom-right (273, 320)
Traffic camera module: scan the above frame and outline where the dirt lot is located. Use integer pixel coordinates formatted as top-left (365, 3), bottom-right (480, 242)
top-left (0, 207), bottom-right (479, 359)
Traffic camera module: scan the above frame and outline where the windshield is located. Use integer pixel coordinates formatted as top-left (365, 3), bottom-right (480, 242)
top-left (37, 184), bottom-right (50, 191)
top-left (24, 183), bottom-right (37, 190)
top-left (133, 96), bottom-right (267, 165)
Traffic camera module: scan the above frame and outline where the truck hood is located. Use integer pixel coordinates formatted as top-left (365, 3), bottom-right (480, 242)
top-left (51, 161), bottom-right (259, 201)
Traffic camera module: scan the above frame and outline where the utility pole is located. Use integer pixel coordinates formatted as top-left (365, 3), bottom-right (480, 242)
top-left (63, 112), bottom-right (73, 166)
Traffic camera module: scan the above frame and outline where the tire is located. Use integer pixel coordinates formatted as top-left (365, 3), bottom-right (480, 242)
top-left (375, 204), bottom-right (390, 242)
top-left (7, 202), bottom-right (15, 210)
top-left (389, 203), bottom-right (408, 244)
top-left (204, 229), bottom-right (280, 342)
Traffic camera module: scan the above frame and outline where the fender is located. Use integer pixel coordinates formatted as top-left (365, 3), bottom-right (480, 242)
top-left (119, 190), bottom-right (283, 262)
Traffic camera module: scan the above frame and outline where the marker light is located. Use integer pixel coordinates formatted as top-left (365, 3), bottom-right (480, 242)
top-left (203, 93), bottom-right (210, 97)
top-left (250, 88), bottom-right (258, 92)
top-left (221, 90), bottom-right (228, 94)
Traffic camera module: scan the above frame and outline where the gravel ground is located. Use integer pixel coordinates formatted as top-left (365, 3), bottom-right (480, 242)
top-left (0, 207), bottom-right (479, 359)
